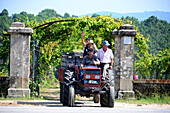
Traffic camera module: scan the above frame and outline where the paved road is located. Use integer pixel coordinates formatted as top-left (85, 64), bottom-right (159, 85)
top-left (0, 106), bottom-right (170, 113)
top-left (0, 100), bottom-right (170, 113)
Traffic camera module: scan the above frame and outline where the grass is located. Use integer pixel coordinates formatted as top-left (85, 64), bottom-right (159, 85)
top-left (0, 96), bottom-right (45, 100)
top-left (115, 96), bottom-right (170, 105)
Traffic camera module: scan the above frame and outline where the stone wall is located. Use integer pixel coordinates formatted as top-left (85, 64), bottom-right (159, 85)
top-left (133, 79), bottom-right (170, 97)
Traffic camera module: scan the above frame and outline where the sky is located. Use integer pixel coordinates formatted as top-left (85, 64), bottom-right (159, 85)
top-left (0, 0), bottom-right (170, 16)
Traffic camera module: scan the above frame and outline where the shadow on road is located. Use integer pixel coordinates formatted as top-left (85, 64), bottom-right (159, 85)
top-left (17, 101), bottom-right (101, 107)
top-left (17, 101), bottom-right (63, 107)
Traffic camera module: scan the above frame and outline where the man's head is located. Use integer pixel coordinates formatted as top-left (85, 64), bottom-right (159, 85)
top-left (86, 37), bottom-right (91, 44)
top-left (102, 41), bottom-right (110, 50)
top-left (88, 40), bottom-right (94, 48)
top-left (88, 48), bottom-right (94, 58)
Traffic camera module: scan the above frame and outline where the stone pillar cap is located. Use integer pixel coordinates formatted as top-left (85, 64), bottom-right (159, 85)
top-left (120, 24), bottom-right (134, 30)
top-left (112, 24), bottom-right (137, 36)
top-left (8, 22), bottom-right (33, 34)
top-left (11, 22), bottom-right (25, 27)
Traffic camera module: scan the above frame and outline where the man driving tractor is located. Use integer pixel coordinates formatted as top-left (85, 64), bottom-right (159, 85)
top-left (80, 48), bottom-right (100, 80)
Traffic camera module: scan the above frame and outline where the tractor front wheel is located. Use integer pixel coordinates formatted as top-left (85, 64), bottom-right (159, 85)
top-left (93, 94), bottom-right (100, 103)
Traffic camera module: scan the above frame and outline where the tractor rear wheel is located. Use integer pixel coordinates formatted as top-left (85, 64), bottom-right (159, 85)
top-left (63, 84), bottom-right (69, 106)
top-left (60, 82), bottom-right (63, 103)
top-left (100, 69), bottom-right (114, 107)
top-left (68, 85), bottom-right (75, 107)
top-left (62, 69), bottom-right (75, 106)
top-left (93, 94), bottom-right (100, 103)
top-left (100, 93), bottom-right (108, 107)
top-left (100, 86), bottom-right (114, 107)
top-left (108, 86), bottom-right (114, 107)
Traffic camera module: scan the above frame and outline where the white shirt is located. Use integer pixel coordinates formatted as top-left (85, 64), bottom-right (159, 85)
top-left (97, 48), bottom-right (113, 63)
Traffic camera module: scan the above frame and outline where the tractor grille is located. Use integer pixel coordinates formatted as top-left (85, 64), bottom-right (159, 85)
top-left (84, 79), bottom-right (100, 85)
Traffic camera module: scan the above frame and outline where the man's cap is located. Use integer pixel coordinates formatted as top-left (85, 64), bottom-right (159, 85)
top-left (103, 40), bottom-right (110, 46)
top-left (88, 40), bottom-right (94, 44)
top-left (88, 48), bottom-right (94, 52)
top-left (86, 37), bottom-right (91, 41)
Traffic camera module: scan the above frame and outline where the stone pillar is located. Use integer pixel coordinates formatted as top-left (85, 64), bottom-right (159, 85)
top-left (8, 22), bottom-right (33, 97)
top-left (112, 24), bottom-right (137, 99)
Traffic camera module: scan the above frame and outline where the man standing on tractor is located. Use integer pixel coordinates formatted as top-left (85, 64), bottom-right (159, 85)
top-left (83, 40), bottom-right (98, 57)
top-left (81, 31), bottom-right (98, 54)
top-left (97, 41), bottom-right (113, 80)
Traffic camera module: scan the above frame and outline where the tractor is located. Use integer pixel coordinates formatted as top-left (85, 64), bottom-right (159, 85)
top-left (58, 51), bottom-right (114, 107)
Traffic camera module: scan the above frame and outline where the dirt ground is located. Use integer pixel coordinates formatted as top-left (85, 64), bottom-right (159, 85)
top-left (0, 88), bottom-right (169, 109)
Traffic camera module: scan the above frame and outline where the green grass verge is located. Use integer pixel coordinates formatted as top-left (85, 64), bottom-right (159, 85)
top-left (0, 96), bottom-right (45, 100)
top-left (115, 96), bottom-right (170, 105)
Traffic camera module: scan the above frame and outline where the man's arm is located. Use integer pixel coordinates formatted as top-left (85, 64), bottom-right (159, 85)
top-left (80, 64), bottom-right (83, 69)
top-left (109, 49), bottom-right (114, 69)
top-left (81, 56), bottom-right (86, 68)
top-left (93, 59), bottom-right (100, 65)
top-left (81, 31), bottom-right (86, 47)
top-left (109, 58), bottom-right (113, 69)
top-left (97, 49), bottom-right (100, 60)
top-left (93, 44), bottom-right (98, 52)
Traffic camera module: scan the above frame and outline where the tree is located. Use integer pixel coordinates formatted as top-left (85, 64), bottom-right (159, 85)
top-left (122, 16), bottom-right (170, 55)
top-left (12, 11), bottom-right (35, 22)
top-left (0, 9), bottom-right (8, 16)
top-left (0, 9), bottom-right (13, 36)
top-left (91, 13), bottom-right (100, 17)
top-left (36, 9), bottom-right (62, 22)
top-left (72, 15), bottom-right (78, 17)
top-left (138, 16), bottom-right (170, 54)
top-left (63, 13), bottom-right (70, 18)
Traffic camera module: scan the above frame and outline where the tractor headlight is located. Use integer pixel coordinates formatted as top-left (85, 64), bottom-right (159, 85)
top-left (85, 75), bottom-right (91, 79)
top-left (95, 75), bottom-right (100, 79)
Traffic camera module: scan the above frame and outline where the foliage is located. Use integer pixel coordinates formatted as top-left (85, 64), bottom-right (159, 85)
top-left (138, 16), bottom-right (170, 55)
top-left (91, 13), bottom-right (100, 17)
top-left (27, 16), bottom-right (124, 82)
top-left (0, 35), bottom-right (10, 74)
top-left (63, 13), bottom-right (70, 18)
top-left (135, 48), bottom-right (170, 79)
top-left (12, 11), bottom-right (35, 22)
top-left (0, 9), bottom-right (13, 36)
top-left (36, 9), bottom-right (62, 22)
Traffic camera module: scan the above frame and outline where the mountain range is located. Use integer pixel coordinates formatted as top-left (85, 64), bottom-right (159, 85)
top-left (79, 11), bottom-right (170, 22)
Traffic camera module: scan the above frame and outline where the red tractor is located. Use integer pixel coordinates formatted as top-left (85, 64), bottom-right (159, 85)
top-left (58, 51), bottom-right (114, 107)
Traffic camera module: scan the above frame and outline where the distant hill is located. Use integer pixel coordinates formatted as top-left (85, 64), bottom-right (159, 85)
top-left (79, 11), bottom-right (170, 22)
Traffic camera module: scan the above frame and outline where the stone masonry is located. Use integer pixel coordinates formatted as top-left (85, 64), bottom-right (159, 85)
top-left (112, 24), bottom-right (137, 99)
top-left (8, 22), bottom-right (33, 97)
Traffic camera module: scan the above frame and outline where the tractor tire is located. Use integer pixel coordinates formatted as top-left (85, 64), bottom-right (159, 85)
top-left (93, 94), bottom-right (100, 103)
top-left (60, 82), bottom-right (63, 103)
top-left (68, 85), bottom-right (75, 107)
top-left (100, 93), bottom-right (108, 107)
top-left (100, 69), bottom-right (114, 107)
top-left (100, 86), bottom-right (114, 107)
top-left (63, 84), bottom-right (69, 106)
top-left (108, 86), bottom-right (114, 107)
top-left (62, 69), bottom-right (75, 106)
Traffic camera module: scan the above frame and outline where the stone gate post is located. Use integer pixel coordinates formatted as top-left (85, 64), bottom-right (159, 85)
top-left (112, 24), bottom-right (137, 99)
top-left (8, 22), bottom-right (33, 97)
